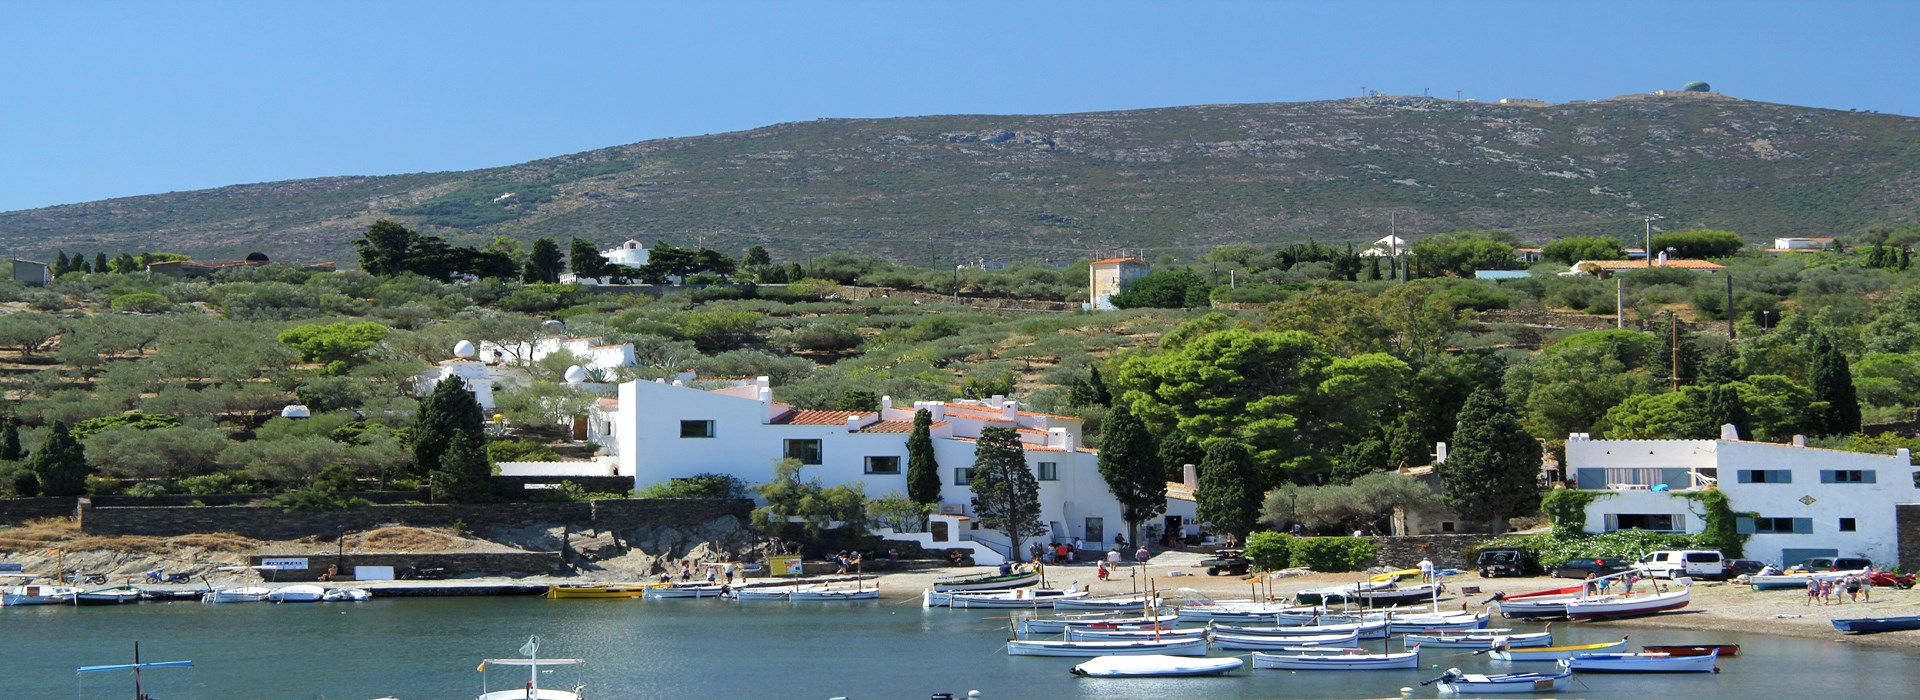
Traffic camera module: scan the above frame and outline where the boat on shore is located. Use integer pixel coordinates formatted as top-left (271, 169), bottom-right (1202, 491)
top-left (1019, 612), bottom-right (1177, 635)
top-left (948, 587), bottom-right (1085, 609)
top-left (1831, 615), bottom-right (1920, 633)
top-left (1565, 586), bottom-right (1689, 620)
top-left (1212, 630), bottom-right (1361, 651)
top-left (1567, 650), bottom-right (1719, 673)
top-left (267, 584), bottom-right (328, 603)
top-left (1642, 643), bottom-right (1738, 657)
top-left (75, 586), bottom-right (143, 606)
top-left (1062, 627), bottom-right (1209, 642)
top-left (1052, 592), bottom-right (1159, 611)
top-left (789, 585), bottom-right (880, 601)
top-left (930, 570), bottom-right (1040, 593)
top-left (643, 584), bottom-right (726, 600)
top-left (1490, 637), bottom-right (1628, 661)
top-left (1211, 619), bottom-right (1388, 639)
top-left (1750, 568), bottom-right (1866, 591)
top-left (1070, 654), bottom-right (1242, 677)
top-left (476, 635), bottom-right (584, 700)
top-left (1489, 583), bottom-right (1586, 619)
top-left (3, 581), bottom-right (82, 606)
top-left (545, 584), bottom-right (652, 599)
top-left (1350, 582), bottom-right (1446, 607)
top-left (1250, 647), bottom-right (1419, 670)
top-left (1429, 665), bottom-right (1572, 693)
top-left (1384, 609), bottom-right (1490, 634)
top-left (203, 586), bottom-right (271, 604)
top-left (1006, 637), bottom-right (1209, 657)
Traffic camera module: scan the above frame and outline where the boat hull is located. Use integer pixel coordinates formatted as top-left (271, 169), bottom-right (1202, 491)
top-left (1007, 637), bottom-right (1208, 657)
top-left (1070, 654), bottom-right (1243, 678)
top-left (1019, 614), bottom-right (1177, 635)
top-left (930, 571), bottom-right (1040, 592)
top-left (1438, 670), bottom-right (1572, 693)
top-left (1491, 638), bottom-right (1628, 661)
top-left (1063, 628), bottom-right (1209, 642)
top-left (1566, 588), bottom-right (1689, 620)
top-left (949, 589), bottom-right (1085, 609)
top-left (1403, 631), bottom-right (1551, 649)
top-left (267, 585), bottom-right (328, 603)
top-left (1053, 595), bottom-right (1158, 612)
top-left (644, 586), bottom-right (726, 599)
top-left (1568, 652), bottom-right (1718, 673)
top-left (1213, 630), bottom-right (1360, 650)
top-left (1641, 644), bottom-right (1738, 657)
top-left (789, 588), bottom-right (879, 601)
top-left (1250, 650), bottom-right (1419, 670)
top-left (545, 585), bottom-right (652, 599)
top-left (1210, 620), bottom-right (1385, 639)
top-left (75, 590), bottom-right (142, 605)
top-left (1832, 616), bottom-right (1920, 633)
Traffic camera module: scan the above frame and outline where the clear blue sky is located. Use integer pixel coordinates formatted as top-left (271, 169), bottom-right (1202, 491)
top-left (5, 1), bottom-right (1915, 213)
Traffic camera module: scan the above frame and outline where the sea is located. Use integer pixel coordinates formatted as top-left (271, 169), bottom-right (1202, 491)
top-left (5, 595), bottom-right (1917, 699)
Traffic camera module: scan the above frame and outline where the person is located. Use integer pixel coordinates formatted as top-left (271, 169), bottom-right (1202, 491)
top-left (1805, 577), bottom-right (1820, 607)
top-left (1621, 573), bottom-right (1635, 594)
top-left (723, 563), bottom-right (735, 585)
top-left (998, 560), bottom-right (1012, 576)
top-left (705, 565), bottom-right (717, 583)
top-left (679, 561), bottom-right (692, 582)
top-left (1352, 528), bottom-right (1366, 537)
top-left (887, 548), bottom-right (900, 561)
top-left (1096, 559), bottom-right (1110, 581)
top-left (1584, 570), bottom-right (1600, 595)
top-left (1224, 533), bottom-right (1237, 548)
top-left (658, 571), bottom-right (673, 584)
top-left (1417, 558), bottom-right (1434, 584)
top-left (1135, 545), bottom-right (1150, 563)
top-left (1107, 548), bottom-right (1122, 566)
top-left (1757, 564), bottom-right (1780, 577)
top-left (1029, 541), bottom-right (1043, 562)
top-left (1847, 574), bottom-right (1863, 603)
top-left (1289, 523), bottom-right (1304, 536)
top-left (1114, 532), bottom-right (1127, 548)
top-left (1056, 542), bottom-right (1073, 563)
top-left (1072, 537), bottom-right (1083, 554)
top-left (834, 555), bottom-right (849, 575)
top-left (946, 549), bottom-right (964, 565)
top-left (321, 564), bottom-right (339, 583)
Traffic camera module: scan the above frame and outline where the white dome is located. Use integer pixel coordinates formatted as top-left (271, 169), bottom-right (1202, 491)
top-left (564, 365), bottom-right (588, 384)
top-left (453, 340), bottom-right (476, 359)
top-left (280, 404), bottom-right (312, 419)
top-left (542, 320), bottom-right (565, 332)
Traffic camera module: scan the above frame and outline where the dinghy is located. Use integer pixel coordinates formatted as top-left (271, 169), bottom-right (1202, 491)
top-left (1429, 665), bottom-right (1573, 693)
top-left (1070, 654), bottom-right (1242, 678)
top-left (323, 587), bottom-right (372, 601)
top-left (1006, 637), bottom-right (1209, 657)
top-left (1641, 643), bottom-right (1737, 657)
top-left (1565, 586), bottom-right (1688, 620)
top-left (1402, 630), bottom-right (1551, 649)
top-left (1019, 612), bottom-right (1177, 635)
top-left (74, 586), bottom-right (142, 606)
top-left (1567, 650), bottom-right (1719, 673)
top-left (643, 584), bottom-right (727, 599)
top-left (1053, 593), bottom-right (1159, 611)
top-left (1210, 619), bottom-right (1387, 639)
top-left (1385, 609), bottom-right (1490, 634)
top-left (788, 585), bottom-right (880, 601)
top-left (1250, 647), bottom-right (1420, 670)
top-left (930, 570), bottom-right (1040, 592)
top-left (948, 587), bottom-right (1085, 609)
top-left (267, 584), bottom-right (327, 603)
top-left (1489, 583), bottom-right (1586, 619)
top-left (1490, 638), bottom-right (1627, 661)
top-left (1831, 615), bottom-right (1920, 633)
top-left (1064, 627), bottom-right (1209, 642)
top-left (1212, 630), bottom-right (1361, 651)
top-left (545, 584), bottom-right (652, 599)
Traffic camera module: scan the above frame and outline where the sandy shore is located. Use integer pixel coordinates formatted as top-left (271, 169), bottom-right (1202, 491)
top-left (853, 552), bottom-right (1920, 650)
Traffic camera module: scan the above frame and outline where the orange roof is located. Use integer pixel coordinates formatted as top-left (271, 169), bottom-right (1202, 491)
top-left (595, 397), bottom-right (619, 409)
top-left (1165, 481), bottom-right (1197, 501)
top-left (1580, 259), bottom-right (1724, 270)
top-left (772, 410), bottom-right (869, 426)
top-left (946, 436), bottom-right (1095, 454)
top-left (940, 402), bottom-right (1080, 421)
top-left (852, 420), bottom-right (916, 434)
top-left (1089, 257), bottom-right (1145, 266)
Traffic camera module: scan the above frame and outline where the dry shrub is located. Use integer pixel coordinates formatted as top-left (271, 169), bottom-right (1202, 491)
top-left (355, 527), bottom-right (461, 553)
top-left (170, 533), bottom-right (261, 553)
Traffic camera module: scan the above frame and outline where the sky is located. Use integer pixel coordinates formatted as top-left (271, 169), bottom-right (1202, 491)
top-left (4, 1), bottom-right (1917, 213)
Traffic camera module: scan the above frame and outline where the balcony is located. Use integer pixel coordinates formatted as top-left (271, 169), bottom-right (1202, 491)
top-left (1576, 467), bottom-right (1715, 492)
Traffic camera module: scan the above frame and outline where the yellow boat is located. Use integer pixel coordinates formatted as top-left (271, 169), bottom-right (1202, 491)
top-left (1369, 568), bottom-right (1421, 583)
top-left (545, 584), bottom-right (656, 599)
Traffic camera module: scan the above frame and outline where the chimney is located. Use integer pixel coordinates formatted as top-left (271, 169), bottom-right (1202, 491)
top-left (1898, 448), bottom-right (1911, 464)
top-left (1719, 424), bottom-right (1740, 441)
top-left (756, 375), bottom-right (771, 389)
top-left (880, 395), bottom-right (893, 411)
top-left (1435, 442), bottom-right (1448, 464)
top-left (847, 415), bottom-right (862, 431)
top-left (1792, 434), bottom-right (1806, 447)
top-left (1002, 400), bottom-right (1018, 422)
top-left (1182, 464), bottom-right (1199, 489)
top-left (760, 387), bottom-right (774, 424)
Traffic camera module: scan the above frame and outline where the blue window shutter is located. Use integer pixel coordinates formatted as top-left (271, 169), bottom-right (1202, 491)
top-left (1863, 471), bottom-right (1877, 484)
top-left (1820, 470), bottom-right (1835, 484)
top-left (1735, 517), bottom-right (1756, 534)
top-left (1776, 470), bottom-right (1792, 484)
top-left (1794, 518), bottom-right (1813, 534)
top-left (1737, 471), bottom-right (1753, 484)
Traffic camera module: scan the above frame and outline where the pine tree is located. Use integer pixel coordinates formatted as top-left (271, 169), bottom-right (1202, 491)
top-left (1096, 402), bottom-right (1165, 544)
top-left (568, 238), bottom-right (611, 282)
top-left (525, 237), bottom-right (563, 283)
top-left (1438, 388), bottom-right (1541, 531)
top-left (906, 408), bottom-right (941, 507)
top-left (0, 417), bottom-right (24, 461)
top-left (431, 431), bottom-right (496, 503)
top-left (1807, 332), bottom-right (1861, 437)
top-left (1087, 366), bottom-right (1112, 406)
top-left (27, 420), bottom-right (90, 497)
top-left (413, 375), bottom-right (487, 480)
top-left (1157, 431), bottom-right (1204, 483)
top-left (94, 253), bottom-right (109, 274)
top-left (1331, 435), bottom-right (1390, 484)
top-left (968, 426), bottom-right (1046, 559)
top-left (1699, 383), bottom-right (1751, 440)
top-left (1194, 440), bottom-right (1262, 542)
top-left (53, 251), bottom-right (69, 276)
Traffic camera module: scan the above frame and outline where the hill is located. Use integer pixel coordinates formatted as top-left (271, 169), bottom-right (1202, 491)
top-left (6, 92), bottom-right (1920, 265)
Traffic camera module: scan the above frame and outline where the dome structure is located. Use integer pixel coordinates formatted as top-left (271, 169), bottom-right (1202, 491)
top-left (542, 320), bottom-right (565, 333)
top-left (280, 404), bottom-right (312, 419)
top-left (453, 340), bottom-right (476, 359)
top-left (564, 365), bottom-right (588, 384)
top-left (244, 252), bottom-right (270, 262)
top-left (1682, 81), bottom-right (1711, 93)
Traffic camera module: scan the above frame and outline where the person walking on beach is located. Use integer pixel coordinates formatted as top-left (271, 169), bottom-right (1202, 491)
top-left (1847, 574), bottom-right (1863, 603)
top-left (1806, 577), bottom-right (1820, 607)
top-left (1096, 559), bottom-right (1109, 581)
top-left (1135, 545), bottom-right (1150, 564)
top-left (1418, 558), bottom-right (1434, 584)
top-left (1861, 573), bottom-right (1875, 602)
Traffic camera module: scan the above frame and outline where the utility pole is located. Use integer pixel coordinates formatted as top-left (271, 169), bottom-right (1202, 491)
top-left (1644, 217), bottom-right (1655, 268)
top-left (1725, 274), bottom-right (1736, 339)
top-left (1615, 276), bottom-right (1624, 329)
top-left (1669, 309), bottom-right (1680, 392)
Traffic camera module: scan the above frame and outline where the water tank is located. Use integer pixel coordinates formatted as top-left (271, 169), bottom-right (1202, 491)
top-left (564, 365), bottom-right (588, 384)
top-left (280, 404), bottom-right (312, 419)
top-left (453, 340), bottom-right (476, 359)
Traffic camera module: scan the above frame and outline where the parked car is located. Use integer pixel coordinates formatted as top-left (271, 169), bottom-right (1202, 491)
top-left (1634, 550), bottom-right (1724, 580)
top-left (1784, 557), bottom-right (1873, 574)
top-left (1200, 548), bottom-right (1250, 576)
top-left (1720, 559), bottom-right (1767, 579)
top-left (1549, 557), bottom-right (1633, 579)
top-left (1475, 548), bottom-right (1537, 578)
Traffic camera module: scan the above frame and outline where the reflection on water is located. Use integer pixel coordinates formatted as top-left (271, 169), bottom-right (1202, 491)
top-left (5, 597), bottom-right (1918, 699)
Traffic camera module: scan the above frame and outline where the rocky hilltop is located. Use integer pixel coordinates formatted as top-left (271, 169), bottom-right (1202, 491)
top-left (6, 92), bottom-right (1919, 263)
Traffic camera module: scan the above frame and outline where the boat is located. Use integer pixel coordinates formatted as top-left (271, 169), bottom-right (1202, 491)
top-left (1490, 638), bottom-right (1628, 661)
top-left (643, 584), bottom-right (727, 599)
top-left (1832, 615), bottom-right (1920, 633)
top-left (1269, 609), bottom-right (1385, 626)
top-left (1350, 582), bottom-right (1446, 607)
top-left (930, 570), bottom-right (1040, 592)
top-left (75, 586), bottom-right (143, 606)
top-left (1750, 569), bottom-right (1866, 591)
top-left (1292, 581), bottom-right (1393, 605)
top-left (1053, 593), bottom-right (1160, 612)
top-left (1385, 610), bottom-right (1490, 634)
top-left (203, 586), bottom-right (271, 603)
top-left (139, 588), bottom-right (207, 602)
top-left (545, 584), bottom-right (652, 599)
top-left (732, 584), bottom-right (811, 601)
top-left (1211, 619), bottom-right (1387, 639)
top-left (1369, 568), bottom-right (1423, 583)
top-left (1212, 630), bottom-right (1361, 651)
top-left (1070, 654), bottom-right (1243, 678)
top-left (1019, 612), bottom-right (1178, 635)
top-left (1429, 665), bottom-right (1573, 693)
top-left (1641, 643), bottom-right (1738, 657)
top-left (323, 587), bottom-right (372, 602)
top-left (1490, 583), bottom-right (1586, 619)
top-left (949, 588), bottom-right (1086, 609)
top-left (1172, 588), bottom-right (1307, 621)
top-left (477, 635), bottom-right (584, 700)
top-left (788, 585), bottom-right (880, 601)
top-left (77, 643), bottom-right (192, 700)
top-left (1006, 637), bottom-right (1209, 657)
top-left (3, 582), bottom-right (82, 606)
top-left (268, 584), bottom-right (328, 603)
top-left (1403, 630), bottom-right (1552, 649)
top-left (1567, 650), bottom-right (1719, 673)
top-left (1250, 647), bottom-right (1420, 670)
top-left (1565, 586), bottom-right (1689, 620)
top-left (1062, 627), bottom-right (1209, 642)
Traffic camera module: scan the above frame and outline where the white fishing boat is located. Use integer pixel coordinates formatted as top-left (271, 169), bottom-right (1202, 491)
top-left (1403, 630), bottom-right (1552, 649)
top-left (1212, 630), bottom-right (1361, 651)
top-left (950, 588), bottom-right (1086, 609)
top-left (930, 569), bottom-right (1040, 592)
top-left (1350, 582), bottom-right (1447, 607)
top-left (1250, 647), bottom-right (1420, 670)
top-left (1062, 627), bottom-right (1210, 642)
top-left (643, 584), bottom-right (727, 599)
top-left (1269, 609), bottom-right (1386, 626)
top-left (1385, 609), bottom-right (1490, 634)
top-left (2, 581), bottom-right (82, 606)
top-left (788, 585), bottom-right (880, 601)
top-left (732, 583), bottom-right (812, 601)
top-left (203, 586), bottom-right (271, 603)
top-left (1292, 580), bottom-right (1393, 605)
top-left (1490, 583), bottom-right (1586, 619)
top-left (1006, 637), bottom-right (1210, 657)
top-left (74, 586), bottom-right (143, 606)
top-left (1430, 665), bottom-right (1573, 693)
top-left (1053, 593), bottom-right (1160, 612)
top-left (1019, 612), bottom-right (1178, 635)
top-left (1490, 638), bottom-right (1628, 661)
top-left (476, 636), bottom-right (584, 700)
top-left (1565, 586), bottom-right (1689, 620)
top-left (1567, 650), bottom-right (1719, 673)
top-left (267, 584), bottom-right (328, 603)
top-left (323, 587), bottom-right (372, 601)
top-left (1070, 654), bottom-right (1243, 678)
top-left (1750, 568), bottom-right (1865, 591)
top-left (1211, 619), bottom-right (1389, 639)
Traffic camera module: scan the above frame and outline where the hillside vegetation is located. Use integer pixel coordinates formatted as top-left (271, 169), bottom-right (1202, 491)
top-left (6, 93), bottom-right (1920, 264)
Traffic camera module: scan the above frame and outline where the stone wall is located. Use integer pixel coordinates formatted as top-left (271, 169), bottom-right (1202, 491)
top-left (89, 490), bottom-right (430, 508)
top-left (1366, 534), bottom-right (1501, 571)
top-left (496, 476), bottom-right (633, 495)
top-left (1897, 504), bottom-right (1920, 573)
top-left (0, 497), bottom-right (78, 525)
top-left (79, 498), bottom-right (751, 541)
top-left (1473, 308), bottom-right (1619, 330)
top-left (248, 551), bottom-right (564, 579)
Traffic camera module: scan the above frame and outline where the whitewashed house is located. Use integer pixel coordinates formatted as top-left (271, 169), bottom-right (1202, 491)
top-left (614, 376), bottom-right (1174, 559)
top-left (1087, 257), bottom-right (1150, 310)
top-left (562, 239), bottom-right (651, 285)
top-left (1566, 430), bottom-right (1917, 567)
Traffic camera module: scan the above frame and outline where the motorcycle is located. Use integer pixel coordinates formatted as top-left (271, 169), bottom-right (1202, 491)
top-left (144, 570), bottom-right (196, 584)
top-left (399, 565), bottom-right (447, 580)
top-left (1868, 571), bottom-right (1916, 589)
top-left (66, 571), bottom-right (110, 585)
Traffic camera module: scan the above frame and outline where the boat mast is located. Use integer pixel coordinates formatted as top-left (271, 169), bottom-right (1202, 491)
top-left (132, 641), bottom-right (142, 700)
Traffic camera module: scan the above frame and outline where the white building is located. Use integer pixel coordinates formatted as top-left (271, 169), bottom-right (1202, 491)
top-left (1087, 257), bottom-right (1150, 311)
top-left (480, 336), bottom-right (638, 375)
top-left (1771, 237), bottom-right (1835, 252)
top-left (562, 239), bottom-right (651, 285)
top-left (614, 376), bottom-right (1189, 557)
top-left (1567, 431), bottom-right (1917, 567)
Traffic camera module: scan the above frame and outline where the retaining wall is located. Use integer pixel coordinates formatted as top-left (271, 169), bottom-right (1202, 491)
top-left (248, 551), bottom-right (564, 580)
top-left (79, 498), bottom-right (752, 540)
top-left (1366, 533), bottom-right (1501, 571)
top-left (0, 497), bottom-right (78, 525)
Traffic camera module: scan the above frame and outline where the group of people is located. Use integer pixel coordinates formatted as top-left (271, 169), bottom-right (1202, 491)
top-left (1018, 535), bottom-right (1154, 581)
top-left (1806, 572), bottom-right (1873, 605)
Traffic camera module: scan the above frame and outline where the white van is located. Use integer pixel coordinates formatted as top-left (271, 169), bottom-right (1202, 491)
top-left (1635, 550), bottom-right (1724, 580)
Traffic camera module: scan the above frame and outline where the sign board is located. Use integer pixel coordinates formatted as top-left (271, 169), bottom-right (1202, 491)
top-left (0, 562), bottom-right (22, 573)
top-left (767, 555), bottom-right (804, 577)
top-left (258, 557), bottom-right (309, 571)
top-left (354, 565), bottom-right (396, 581)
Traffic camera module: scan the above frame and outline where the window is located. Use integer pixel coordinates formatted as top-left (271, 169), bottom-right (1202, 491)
top-left (1839, 517), bottom-right (1857, 532)
top-left (1820, 470), bottom-right (1875, 484)
top-left (1611, 514), bottom-right (1679, 532)
top-left (679, 420), bottom-right (715, 438)
top-left (1737, 469), bottom-right (1791, 484)
top-left (1038, 462), bottom-right (1058, 481)
top-left (864, 456), bottom-right (901, 475)
top-left (1740, 516), bottom-right (1813, 534)
top-left (953, 468), bottom-right (974, 486)
top-left (784, 439), bottom-right (823, 465)
top-left (1441, 522), bottom-right (1455, 533)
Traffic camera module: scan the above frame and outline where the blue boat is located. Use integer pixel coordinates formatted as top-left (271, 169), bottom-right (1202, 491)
top-left (1831, 615), bottom-right (1920, 633)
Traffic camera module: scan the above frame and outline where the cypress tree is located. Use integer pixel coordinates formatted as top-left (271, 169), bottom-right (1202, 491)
top-left (905, 408), bottom-right (941, 507)
top-left (1807, 333), bottom-right (1861, 437)
top-left (54, 251), bottom-right (70, 276)
top-left (1697, 383), bottom-right (1751, 440)
top-left (525, 237), bottom-right (563, 283)
top-left (27, 420), bottom-right (90, 497)
top-left (1194, 440), bottom-right (1261, 543)
top-left (432, 431), bottom-right (496, 503)
top-left (968, 426), bottom-right (1046, 559)
top-left (1438, 388), bottom-right (1541, 531)
top-left (1096, 402), bottom-right (1165, 545)
top-left (94, 253), bottom-right (109, 274)
top-left (0, 417), bottom-right (24, 461)
top-left (413, 375), bottom-right (486, 480)
top-left (1087, 366), bottom-right (1112, 406)
top-left (568, 238), bottom-right (611, 281)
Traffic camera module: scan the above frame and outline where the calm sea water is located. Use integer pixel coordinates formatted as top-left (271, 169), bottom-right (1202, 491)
top-left (5, 595), bottom-right (1918, 699)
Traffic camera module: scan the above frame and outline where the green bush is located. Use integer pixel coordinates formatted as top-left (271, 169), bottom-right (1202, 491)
top-left (1243, 531), bottom-right (1292, 570)
top-left (125, 481), bottom-right (169, 498)
top-left (635, 472), bottom-right (749, 499)
top-left (487, 439), bottom-right (561, 463)
top-left (178, 472), bottom-right (242, 495)
top-left (109, 292), bottom-right (170, 313)
top-left (1475, 529), bottom-right (1698, 568)
top-left (1288, 536), bottom-right (1376, 572)
top-left (272, 487), bottom-right (374, 511)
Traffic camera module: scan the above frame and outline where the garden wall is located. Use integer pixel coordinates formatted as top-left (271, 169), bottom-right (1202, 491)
top-left (1365, 533), bottom-right (1499, 571)
top-left (0, 497), bottom-right (78, 525)
top-left (78, 498), bottom-right (751, 541)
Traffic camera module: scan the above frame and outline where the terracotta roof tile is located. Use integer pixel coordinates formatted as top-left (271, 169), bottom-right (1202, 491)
top-left (772, 410), bottom-right (869, 426)
top-left (1580, 259), bottom-right (1724, 270)
top-left (1089, 257), bottom-right (1145, 265)
top-left (853, 420), bottom-right (915, 434)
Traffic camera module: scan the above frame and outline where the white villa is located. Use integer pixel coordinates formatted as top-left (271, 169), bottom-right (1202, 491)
top-left (562, 239), bottom-right (651, 285)
top-left (614, 376), bottom-right (1197, 561)
top-left (1566, 430), bottom-right (1917, 567)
